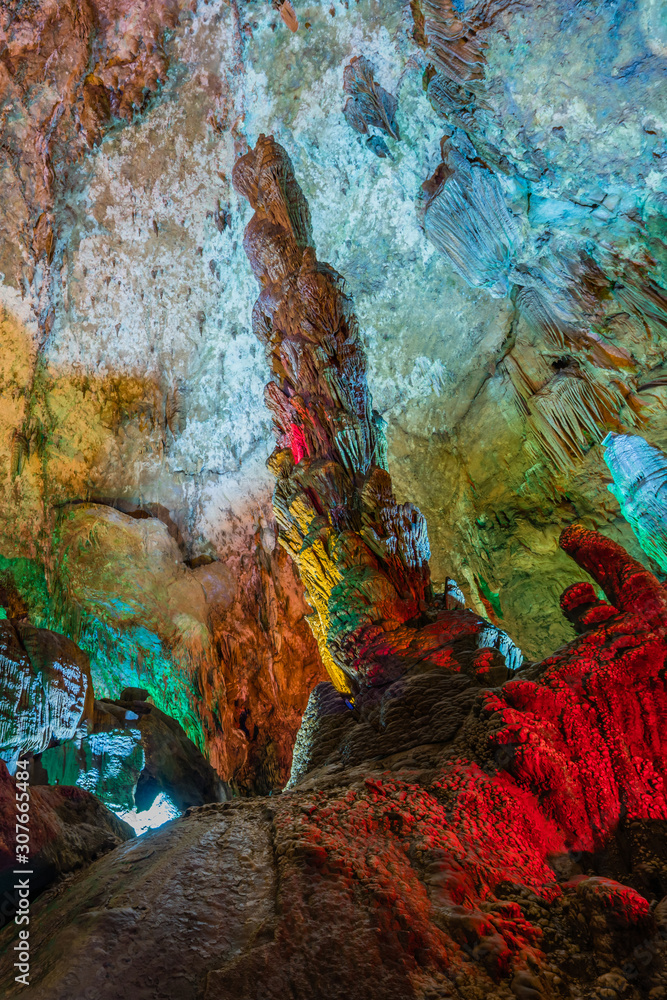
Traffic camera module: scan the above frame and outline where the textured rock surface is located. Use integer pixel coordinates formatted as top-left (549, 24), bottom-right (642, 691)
top-left (0, 760), bottom-right (133, 926)
top-left (3, 526), bottom-right (667, 998)
top-left (0, 46), bottom-right (665, 990)
top-left (603, 432), bottom-right (667, 573)
top-left (202, 537), bottom-right (326, 793)
top-left (0, 0), bottom-right (182, 335)
top-left (14, 499), bottom-right (325, 792)
top-left (0, 618), bottom-right (92, 759)
top-left (232, 133), bottom-right (519, 700)
top-left (0, 0), bottom-right (665, 838)
top-left (0, 0), bottom-right (327, 792)
top-left (34, 691), bottom-right (229, 815)
top-left (4, 0), bottom-right (664, 690)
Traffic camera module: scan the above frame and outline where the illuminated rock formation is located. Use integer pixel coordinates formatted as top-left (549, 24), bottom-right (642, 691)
top-left (5, 523), bottom-right (667, 998)
top-left (422, 134), bottom-right (522, 298)
top-left (232, 134), bottom-right (522, 698)
top-left (50, 502), bottom-right (325, 793)
top-left (34, 689), bottom-right (229, 826)
top-left (202, 539), bottom-right (326, 794)
top-left (603, 432), bottom-right (667, 573)
top-left (408, 0), bottom-right (500, 83)
top-left (2, 135), bottom-right (667, 1000)
top-left (342, 56), bottom-right (400, 143)
top-left (0, 0), bottom-right (664, 707)
top-left (0, 759), bottom-right (133, 925)
top-left (0, 617), bottom-right (92, 762)
top-left (505, 355), bottom-right (641, 472)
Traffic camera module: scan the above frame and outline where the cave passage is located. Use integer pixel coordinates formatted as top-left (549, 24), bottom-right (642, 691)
top-left (0, 1), bottom-right (667, 998)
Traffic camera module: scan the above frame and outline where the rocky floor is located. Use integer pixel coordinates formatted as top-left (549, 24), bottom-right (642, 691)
top-left (3, 527), bottom-right (667, 999)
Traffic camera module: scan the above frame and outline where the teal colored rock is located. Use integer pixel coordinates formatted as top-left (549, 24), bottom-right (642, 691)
top-left (35, 694), bottom-right (229, 834)
top-left (603, 432), bottom-right (667, 573)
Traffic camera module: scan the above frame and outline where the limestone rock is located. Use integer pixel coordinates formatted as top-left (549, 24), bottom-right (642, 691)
top-left (0, 760), bottom-right (133, 922)
top-left (48, 502), bottom-right (325, 792)
top-left (603, 432), bottom-right (667, 573)
top-left (3, 526), bottom-right (667, 998)
top-left (35, 694), bottom-right (229, 817)
top-left (0, 619), bottom-right (93, 760)
top-left (4, 133), bottom-right (667, 998)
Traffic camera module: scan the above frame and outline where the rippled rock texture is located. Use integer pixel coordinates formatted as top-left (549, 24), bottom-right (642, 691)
top-left (0, 618), bottom-right (92, 760)
top-left (5, 134), bottom-right (665, 1000)
top-left (3, 522), bottom-right (667, 999)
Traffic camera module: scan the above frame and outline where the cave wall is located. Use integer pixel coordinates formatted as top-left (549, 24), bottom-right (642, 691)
top-left (0, 0), bottom-right (665, 782)
top-left (2, 130), bottom-right (667, 1000)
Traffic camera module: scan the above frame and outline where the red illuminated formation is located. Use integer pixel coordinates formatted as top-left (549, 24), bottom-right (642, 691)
top-left (485, 525), bottom-right (667, 852)
top-left (3, 140), bottom-right (667, 1000)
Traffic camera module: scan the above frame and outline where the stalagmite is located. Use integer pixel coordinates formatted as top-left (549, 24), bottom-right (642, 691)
top-left (5, 134), bottom-right (667, 1000)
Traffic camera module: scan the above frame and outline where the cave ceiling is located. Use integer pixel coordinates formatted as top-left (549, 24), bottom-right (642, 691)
top-left (0, 0), bottom-right (665, 778)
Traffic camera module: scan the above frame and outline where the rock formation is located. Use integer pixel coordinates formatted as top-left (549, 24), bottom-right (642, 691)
top-left (0, 0), bottom-right (666, 994)
top-left (30, 499), bottom-right (324, 793)
top-left (603, 432), bottom-right (667, 574)
top-left (1, 0), bottom-right (665, 741)
top-left (3, 138), bottom-right (667, 1000)
top-left (0, 0), bottom-right (183, 337)
top-left (0, 617), bottom-right (92, 762)
top-left (0, 759), bottom-right (133, 930)
top-left (343, 56), bottom-right (400, 144)
top-left (232, 134), bottom-right (518, 699)
top-left (33, 688), bottom-right (229, 820)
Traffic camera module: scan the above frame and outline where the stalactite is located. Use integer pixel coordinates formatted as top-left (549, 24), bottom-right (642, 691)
top-left (342, 56), bottom-right (400, 141)
top-left (514, 253), bottom-right (638, 370)
top-left (407, 0), bottom-right (487, 83)
top-left (505, 356), bottom-right (640, 472)
top-left (603, 432), bottom-right (667, 573)
top-left (422, 137), bottom-right (522, 297)
top-left (0, 618), bottom-right (93, 761)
